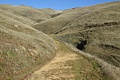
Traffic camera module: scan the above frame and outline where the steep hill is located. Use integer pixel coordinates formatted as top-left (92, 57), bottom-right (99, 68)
top-left (54, 2), bottom-right (120, 68)
top-left (0, 10), bottom-right (57, 79)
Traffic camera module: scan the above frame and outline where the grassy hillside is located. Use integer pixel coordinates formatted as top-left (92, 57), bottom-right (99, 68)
top-left (54, 2), bottom-right (120, 68)
top-left (58, 3), bottom-right (120, 33)
top-left (0, 2), bottom-right (120, 80)
top-left (0, 9), bottom-right (36, 26)
top-left (0, 5), bottom-right (51, 23)
top-left (0, 11), bottom-right (57, 79)
top-left (38, 8), bottom-right (63, 18)
top-left (33, 2), bottom-right (119, 34)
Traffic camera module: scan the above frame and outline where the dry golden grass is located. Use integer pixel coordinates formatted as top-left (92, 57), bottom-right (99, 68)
top-left (52, 2), bottom-right (120, 68)
top-left (0, 10), bottom-right (57, 79)
top-left (0, 2), bottom-right (120, 80)
top-left (0, 5), bottom-right (51, 23)
top-left (47, 2), bottom-right (120, 80)
top-left (0, 9), bottom-right (36, 26)
top-left (27, 41), bottom-right (106, 80)
top-left (34, 2), bottom-right (120, 34)
top-left (66, 43), bottom-right (120, 80)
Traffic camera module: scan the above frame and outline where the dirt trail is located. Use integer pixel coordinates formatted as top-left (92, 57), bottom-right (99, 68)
top-left (27, 42), bottom-right (104, 80)
top-left (28, 50), bottom-right (78, 80)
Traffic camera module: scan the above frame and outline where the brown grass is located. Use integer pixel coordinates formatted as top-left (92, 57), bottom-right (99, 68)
top-left (0, 5), bottom-right (51, 23)
top-left (0, 2), bottom-right (120, 80)
top-left (0, 10), bottom-right (57, 79)
top-left (27, 41), bottom-right (106, 80)
top-left (66, 43), bottom-right (120, 80)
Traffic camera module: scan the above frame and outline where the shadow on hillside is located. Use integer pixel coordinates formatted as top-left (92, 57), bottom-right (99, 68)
top-left (76, 40), bottom-right (87, 51)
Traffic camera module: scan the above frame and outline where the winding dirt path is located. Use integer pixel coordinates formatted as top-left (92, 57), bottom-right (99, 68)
top-left (28, 50), bottom-right (78, 80)
top-left (27, 42), bottom-right (104, 80)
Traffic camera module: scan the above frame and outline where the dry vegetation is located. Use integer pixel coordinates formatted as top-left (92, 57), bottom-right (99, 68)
top-left (28, 41), bottom-right (107, 80)
top-left (0, 5), bottom-right (51, 23)
top-left (33, 2), bottom-right (120, 34)
top-left (54, 2), bottom-right (120, 68)
top-left (0, 1), bottom-right (120, 80)
top-left (0, 7), bottom-right (57, 79)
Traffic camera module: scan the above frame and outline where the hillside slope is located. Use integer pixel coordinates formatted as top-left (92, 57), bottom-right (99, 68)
top-left (33, 2), bottom-right (119, 34)
top-left (0, 5), bottom-right (51, 23)
top-left (0, 11), bottom-right (57, 79)
top-left (0, 2), bottom-right (120, 80)
top-left (38, 8), bottom-right (63, 18)
top-left (0, 9), bottom-right (36, 26)
top-left (54, 2), bottom-right (120, 68)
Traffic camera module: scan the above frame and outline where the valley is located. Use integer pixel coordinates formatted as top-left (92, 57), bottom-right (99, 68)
top-left (0, 2), bottom-right (120, 80)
